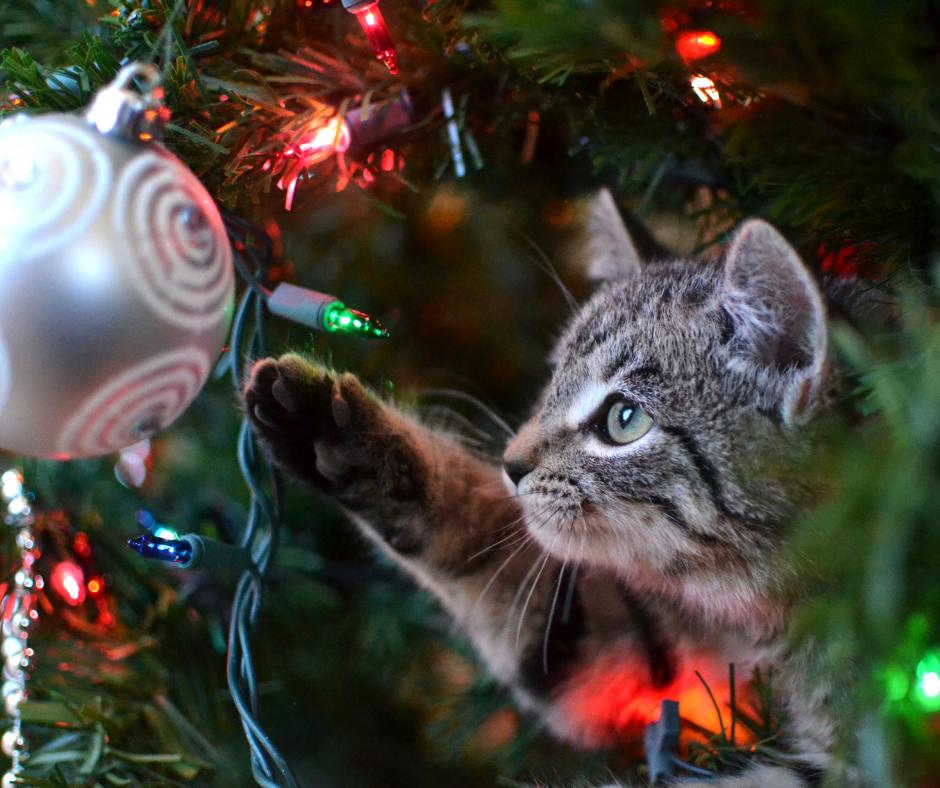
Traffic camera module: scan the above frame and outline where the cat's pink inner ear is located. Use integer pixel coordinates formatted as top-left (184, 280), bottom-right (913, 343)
top-left (721, 219), bottom-right (828, 377)
top-left (585, 188), bottom-right (643, 281)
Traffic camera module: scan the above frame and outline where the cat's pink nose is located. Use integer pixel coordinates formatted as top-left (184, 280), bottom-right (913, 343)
top-left (503, 459), bottom-right (533, 486)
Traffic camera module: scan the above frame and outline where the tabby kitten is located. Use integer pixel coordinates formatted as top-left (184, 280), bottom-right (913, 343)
top-left (243, 191), bottom-right (839, 787)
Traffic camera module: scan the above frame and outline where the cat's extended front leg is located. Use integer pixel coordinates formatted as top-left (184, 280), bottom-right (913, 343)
top-left (242, 356), bottom-right (830, 786)
top-left (243, 354), bottom-right (586, 710)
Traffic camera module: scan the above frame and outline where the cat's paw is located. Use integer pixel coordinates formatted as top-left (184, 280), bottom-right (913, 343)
top-left (243, 353), bottom-right (412, 497)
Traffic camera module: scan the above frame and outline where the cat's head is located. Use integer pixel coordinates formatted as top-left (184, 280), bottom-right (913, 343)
top-left (503, 190), bottom-right (831, 626)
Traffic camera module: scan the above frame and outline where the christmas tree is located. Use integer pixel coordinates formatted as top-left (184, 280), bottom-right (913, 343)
top-left (1, 0), bottom-right (939, 786)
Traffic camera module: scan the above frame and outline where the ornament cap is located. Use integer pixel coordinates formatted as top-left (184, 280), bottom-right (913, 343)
top-left (86, 63), bottom-right (170, 143)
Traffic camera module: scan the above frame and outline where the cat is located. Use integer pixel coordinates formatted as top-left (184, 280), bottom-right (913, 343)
top-left (243, 190), bottom-right (843, 787)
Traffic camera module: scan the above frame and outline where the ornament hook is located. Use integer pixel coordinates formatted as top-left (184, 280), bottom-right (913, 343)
top-left (86, 63), bottom-right (170, 143)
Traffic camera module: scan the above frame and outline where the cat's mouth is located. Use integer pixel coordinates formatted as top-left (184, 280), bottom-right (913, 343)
top-left (518, 485), bottom-right (715, 578)
top-left (515, 481), bottom-right (593, 563)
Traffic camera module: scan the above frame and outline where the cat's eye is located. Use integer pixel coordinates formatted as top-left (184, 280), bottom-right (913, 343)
top-left (596, 397), bottom-right (654, 445)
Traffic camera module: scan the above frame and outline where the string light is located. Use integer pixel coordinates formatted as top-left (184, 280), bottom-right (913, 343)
top-left (676, 30), bottom-right (721, 62)
top-left (916, 651), bottom-right (940, 711)
top-left (691, 76), bottom-right (722, 107)
top-left (50, 562), bottom-right (86, 606)
top-left (136, 509), bottom-right (180, 541)
top-left (279, 117), bottom-right (352, 209)
top-left (298, 117), bottom-right (351, 156)
top-left (127, 535), bottom-right (193, 564)
top-left (266, 282), bottom-right (389, 338)
top-left (129, 532), bottom-right (254, 573)
top-left (341, 0), bottom-right (398, 74)
top-left (85, 575), bottom-right (115, 628)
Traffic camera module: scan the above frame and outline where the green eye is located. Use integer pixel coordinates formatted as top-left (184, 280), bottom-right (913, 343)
top-left (601, 398), bottom-right (654, 445)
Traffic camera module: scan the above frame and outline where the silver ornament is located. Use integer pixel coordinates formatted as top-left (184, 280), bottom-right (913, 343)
top-left (0, 64), bottom-right (234, 458)
top-left (1, 770), bottom-right (16, 788)
top-left (0, 641), bottom-right (20, 661)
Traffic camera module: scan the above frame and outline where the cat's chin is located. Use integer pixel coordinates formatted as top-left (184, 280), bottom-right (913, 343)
top-left (520, 500), bottom-right (785, 634)
top-left (519, 498), bottom-right (694, 574)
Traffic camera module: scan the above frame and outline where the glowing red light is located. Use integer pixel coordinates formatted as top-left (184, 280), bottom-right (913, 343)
top-left (676, 30), bottom-right (722, 62)
top-left (51, 562), bottom-right (86, 606)
top-left (87, 578), bottom-right (102, 594)
top-left (353, 4), bottom-right (398, 74)
top-left (297, 117), bottom-right (351, 156)
top-left (73, 532), bottom-right (92, 558)
top-left (553, 649), bottom-right (756, 748)
top-left (95, 596), bottom-right (115, 628)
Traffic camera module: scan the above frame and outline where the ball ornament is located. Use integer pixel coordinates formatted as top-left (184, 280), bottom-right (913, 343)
top-left (0, 64), bottom-right (234, 458)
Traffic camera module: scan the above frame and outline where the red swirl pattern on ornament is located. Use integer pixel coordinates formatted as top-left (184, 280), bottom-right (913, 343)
top-left (115, 152), bottom-right (233, 331)
top-left (58, 348), bottom-right (211, 459)
top-left (0, 118), bottom-right (112, 261)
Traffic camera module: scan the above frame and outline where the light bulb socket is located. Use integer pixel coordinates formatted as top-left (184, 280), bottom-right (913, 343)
top-left (345, 91), bottom-right (412, 152)
top-left (341, 0), bottom-right (378, 12)
top-left (267, 283), bottom-right (343, 333)
top-left (179, 534), bottom-right (253, 573)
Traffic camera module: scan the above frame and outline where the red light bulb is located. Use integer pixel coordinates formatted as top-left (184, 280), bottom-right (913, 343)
top-left (51, 561), bottom-right (86, 605)
top-left (298, 117), bottom-right (351, 157)
top-left (676, 30), bottom-right (721, 63)
top-left (352, 3), bottom-right (398, 74)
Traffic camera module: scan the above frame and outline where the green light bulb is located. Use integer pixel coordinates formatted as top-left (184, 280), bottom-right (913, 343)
top-left (915, 650), bottom-right (940, 711)
top-left (325, 305), bottom-right (389, 339)
top-left (882, 665), bottom-right (909, 702)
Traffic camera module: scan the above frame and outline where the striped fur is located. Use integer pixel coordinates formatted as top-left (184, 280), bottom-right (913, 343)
top-left (243, 195), bottom-right (846, 786)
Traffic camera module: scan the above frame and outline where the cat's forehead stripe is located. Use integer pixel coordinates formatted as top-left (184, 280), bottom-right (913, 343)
top-left (566, 381), bottom-right (611, 428)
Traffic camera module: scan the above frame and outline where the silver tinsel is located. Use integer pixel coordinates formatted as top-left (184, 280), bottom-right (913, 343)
top-left (0, 469), bottom-right (37, 785)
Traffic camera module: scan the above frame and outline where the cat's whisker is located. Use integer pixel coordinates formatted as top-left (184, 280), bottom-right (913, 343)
top-left (504, 540), bottom-right (549, 634)
top-left (542, 540), bottom-right (572, 674)
top-left (416, 388), bottom-right (515, 440)
top-left (516, 530), bottom-right (560, 648)
top-left (416, 405), bottom-right (495, 448)
top-left (468, 535), bottom-right (537, 621)
top-left (472, 501), bottom-right (556, 555)
top-left (560, 557), bottom-right (579, 625)
top-left (465, 526), bottom-right (531, 564)
top-left (514, 228), bottom-right (578, 315)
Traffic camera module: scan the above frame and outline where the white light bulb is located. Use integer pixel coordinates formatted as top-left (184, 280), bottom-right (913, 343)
top-left (922, 671), bottom-right (940, 698)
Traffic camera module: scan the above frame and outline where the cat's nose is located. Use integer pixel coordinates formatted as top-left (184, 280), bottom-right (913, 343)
top-left (503, 459), bottom-right (534, 486)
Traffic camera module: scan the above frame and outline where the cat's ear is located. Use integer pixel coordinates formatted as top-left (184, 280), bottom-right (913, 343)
top-left (585, 189), bottom-right (643, 281)
top-left (721, 219), bottom-right (828, 420)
